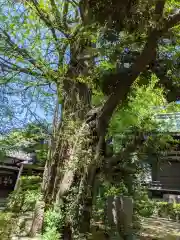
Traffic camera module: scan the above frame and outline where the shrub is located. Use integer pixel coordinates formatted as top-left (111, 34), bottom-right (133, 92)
top-left (0, 212), bottom-right (16, 239)
top-left (22, 189), bottom-right (41, 211)
top-left (43, 205), bottom-right (65, 239)
top-left (7, 190), bottom-right (24, 212)
top-left (137, 200), bottom-right (155, 217)
top-left (20, 176), bottom-right (42, 190)
top-left (157, 202), bottom-right (180, 220)
top-left (7, 175), bottom-right (41, 212)
top-left (134, 190), bottom-right (156, 218)
top-left (42, 226), bottom-right (60, 240)
top-left (136, 199), bottom-right (155, 217)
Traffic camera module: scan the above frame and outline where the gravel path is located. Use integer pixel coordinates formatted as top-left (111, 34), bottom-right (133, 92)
top-left (139, 217), bottom-right (180, 239)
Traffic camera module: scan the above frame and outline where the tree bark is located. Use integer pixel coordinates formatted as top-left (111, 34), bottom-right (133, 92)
top-left (77, 165), bottom-right (97, 234)
top-left (42, 78), bottom-right (92, 202)
top-left (29, 199), bottom-right (45, 237)
top-left (39, 75), bottom-right (96, 239)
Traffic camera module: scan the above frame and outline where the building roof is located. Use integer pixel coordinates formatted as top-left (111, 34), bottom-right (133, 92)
top-left (6, 150), bottom-right (32, 161)
top-left (155, 112), bottom-right (180, 133)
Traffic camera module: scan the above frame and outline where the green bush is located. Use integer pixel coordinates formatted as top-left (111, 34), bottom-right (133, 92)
top-left (22, 189), bottom-right (41, 211)
top-left (0, 212), bottom-right (16, 239)
top-left (7, 191), bottom-right (24, 212)
top-left (42, 226), bottom-right (60, 240)
top-left (137, 201), bottom-right (155, 217)
top-left (134, 190), bottom-right (156, 218)
top-left (43, 205), bottom-right (65, 239)
top-left (157, 202), bottom-right (180, 220)
top-left (20, 176), bottom-right (42, 190)
top-left (44, 207), bottom-right (64, 229)
top-left (7, 175), bottom-right (41, 212)
top-left (104, 183), bottom-right (128, 197)
top-left (93, 182), bottom-right (128, 222)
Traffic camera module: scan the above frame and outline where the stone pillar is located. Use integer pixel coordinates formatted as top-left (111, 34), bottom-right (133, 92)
top-left (163, 194), bottom-right (180, 203)
top-left (107, 195), bottom-right (134, 239)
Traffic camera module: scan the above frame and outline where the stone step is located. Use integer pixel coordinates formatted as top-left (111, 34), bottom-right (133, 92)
top-left (0, 198), bottom-right (7, 211)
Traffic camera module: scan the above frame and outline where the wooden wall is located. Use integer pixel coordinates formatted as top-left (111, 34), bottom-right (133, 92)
top-left (0, 169), bottom-right (18, 190)
top-left (156, 161), bottom-right (180, 190)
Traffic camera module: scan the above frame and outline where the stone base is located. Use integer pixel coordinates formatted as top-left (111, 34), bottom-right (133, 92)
top-left (163, 194), bottom-right (180, 203)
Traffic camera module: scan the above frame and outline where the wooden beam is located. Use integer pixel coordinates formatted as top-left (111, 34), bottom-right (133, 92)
top-left (22, 164), bottom-right (44, 171)
top-left (14, 164), bottom-right (24, 191)
top-left (0, 165), bottom-right (19, 171)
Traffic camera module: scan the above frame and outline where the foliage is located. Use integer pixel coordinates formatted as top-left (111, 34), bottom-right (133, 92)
top-left (0, 0), bottom-right (56, 133)
top-left (104, 182), bottom-right (128, 197)
top-left (0, 212), bottom-right (16, 240)
top-left (0, 122), bottom-right (50, 165)
top-left (42, 227), bottom-right (60, 240)
top-left (20, 175), bottom-right (42, 188)
top-left (134, 198), bottom-right (180, 221)
top-left (157, 202), bottom-right (180, 220)
top-left (7, 176), bottom-right (42, 212)
top-left (0, 176), bottom-right (42, 238)
top-left (43, 206), bottom-right (64, 240)
top-left (109, 75), bottom-right (180, 143)
top-left (134, 189), bottom-right (156, 218)
top-left (109, 77), bottom-right (158, 155)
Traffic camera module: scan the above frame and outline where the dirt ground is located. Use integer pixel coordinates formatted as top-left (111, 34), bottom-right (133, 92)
top-left (139, 217), bottom-right (180, 239)
top-left (1, 208), bottom-right (180, 240)
top-left (15, 216), bottom-right (179, 240)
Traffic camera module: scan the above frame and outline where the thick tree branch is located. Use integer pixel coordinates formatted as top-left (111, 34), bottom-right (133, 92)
top-left (29, 0), bottom-right (54, 27)
top-left (79, 0), bottom-right (90, 25)
top-left (50, 0), bottom-right (61, 23)
top-left (98, 31), bottom-right (158, 136)
top-left (154, 0), bottom-right (165, 17)
top-left (98, 7), bottom-right (180, 137)
top-left (150, 63), bottom-right (180, 102)
top-left (164, 11), bottom-right (180, 30)
top-left (62, 1), bottom-right (69, 30)
top-left (50, 0), bottom-right (70, 35)
top-left (105, 132), bottom-right (144, 167)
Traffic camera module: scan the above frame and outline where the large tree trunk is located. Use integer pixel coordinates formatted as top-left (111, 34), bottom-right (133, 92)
top-left (53, 121), bottom-right (102, 237)
top-left (42, 79), bottom-right (92, 200)
top-left (37, 73), bottom-right (100, 238)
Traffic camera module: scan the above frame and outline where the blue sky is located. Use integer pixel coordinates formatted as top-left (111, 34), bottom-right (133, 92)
top-left (0, 2), bottom-right (59, 133)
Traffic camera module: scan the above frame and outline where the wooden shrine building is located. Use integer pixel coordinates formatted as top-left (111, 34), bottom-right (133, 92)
top-left (148, 112), bottom-right (180, 198)
top-left (0, 151), bottom-right (43, 198)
